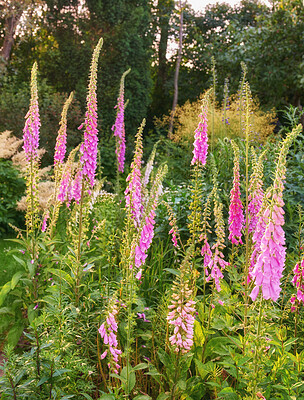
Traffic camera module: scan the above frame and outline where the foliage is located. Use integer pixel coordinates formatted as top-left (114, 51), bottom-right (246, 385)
top-left (0, 159), bottom-right (25, 235)
top-left (1, 21), bottom-right (304, 400)
top-left (0, 78), bottom-right (83, 166)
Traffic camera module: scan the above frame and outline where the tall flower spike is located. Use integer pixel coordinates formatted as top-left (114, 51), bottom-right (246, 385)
top-left (125, 119), bottom-right (145, 228)
top-left (248, 148), bottom-right (266, 234)
top-left (23, 62), bottom-right (40, 234)
top-left (54, 92), bottom-right (74, 175)
top-left (143, 141), bottom-right (159, 188)
top-left (23, 62), bottom-right (40, 162)
top-left (228, 141), bottom-right (244, 245)
top-left (80, 38), bottom-right (103, 189)
top-left (191, 95), bottom-right (209, 166)
top-left (57, 145), bottom-right (80, 206)
top-left (206, 182), bottom-right (229, 292)
top-left (98, 299), bottom-right (122, 374)
top-left (167, 248), bottom-right (196, 354)
top-left (112, 68), bottom-right (130, 173)
top-left (250, 125), bottom-right (302, 302)
top-left (222, 77), bottom-right (230, 126)
top-left (200, 189), bottom-right (214, 269)
top-left (54, 92), bottom-right (74, 166)
top-left (134, 164), bottom-right (167, 272)
top-left (164, 201), bottom-right (180, 248)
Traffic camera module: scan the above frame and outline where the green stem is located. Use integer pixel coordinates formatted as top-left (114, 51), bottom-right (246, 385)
top-left (243, 83), bottom-right (250, 353)
top-left (75, 183), bottom-right (85, 305)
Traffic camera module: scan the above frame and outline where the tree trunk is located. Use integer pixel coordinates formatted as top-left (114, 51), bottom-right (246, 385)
top-left (168, 0), bottom-right (183, 139)
top-left (1, 4), bottom-right (23, 63)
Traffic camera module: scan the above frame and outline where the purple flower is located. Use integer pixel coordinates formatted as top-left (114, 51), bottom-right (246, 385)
top-left (98, 301), bottom-right (122, 374)
top-left (112, 69), bottom-right (130, 173)
top-left (125, 121), bottom-right (144, 227)
top-left (23, 62), bottom-right (40, 162)
top-left (228, 142), bottom-right (244, 245)
top-left (191, 98), bottom-right (208, 166)
top-left (167, 299), bottom-right (196, 354)
top-left (250, 127), bottom-right (300, 301)
top-left (41, 212), bottom-right (49, 232)
top-left (79, 38), bottom-right (103, 189)
top-left (54, 92), bottom-right (74, 165)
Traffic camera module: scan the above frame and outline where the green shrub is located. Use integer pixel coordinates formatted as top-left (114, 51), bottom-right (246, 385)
top-left (0, 159), bottom-right (25, 235)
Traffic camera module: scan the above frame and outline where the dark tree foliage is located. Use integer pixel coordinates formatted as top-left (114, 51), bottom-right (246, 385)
top-left (85, 0), bottom-right (153, 139)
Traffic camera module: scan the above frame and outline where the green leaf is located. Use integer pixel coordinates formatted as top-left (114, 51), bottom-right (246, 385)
top-left (81, 394), bottom-right (94, 400)
top-left (158, 348), bottom-right (172, 370)
top-left (12, 255), bottom-right (26, 268)
top-left (11, 271), bottom-right (24, 290)
top-left (133, 396), bottom-right (152, 400)
top-left (49, 268), bottom-right (74, 287)
top-left (156, 394), bottom-right (169, 400)
top-left (0, 281), bottom-right (11, 307)
top-left (53, 368), bottom-right (71, 377)
top-left (194, 320), bottom-right (205, 346)
top-left (6, 321), bottom-right (24, 348)
top-left (0, 307), bottom-right (14, 316)
top-left (177, 379), bottom-right (186, 390)
top-left (132, 363), bottom-right (149, 371)
top-left (218, 387), bottom-right (238, 399)
top-left (98, 395), bottom-right (115, 400)
top-left (164, 268), bottom-right (180, 276)
top-left (37, 375), bottom-right (49, 386)
top-left (120, 365), bottom-right (136, 394)
top-left (194, 359), bottom-right (210, 380)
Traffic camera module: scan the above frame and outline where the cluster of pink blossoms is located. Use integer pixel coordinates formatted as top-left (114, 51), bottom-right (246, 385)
top-left (54, 92), bottom-right (74, 166)
top-left (134, 207), bottom-right (156, 269)
top-left (58, 167), bottom-right (72, 203)
top-left (23, 62), bottom-right (40, 162)
top-left (98, 302), bottom-right (122, 374)
top-left (79, 38), bottom-right (102, 191)
top-left (248, 168), bottom-right (264, 234)
top-left (201, 235), bottom-right (212, 271)
top-left (41, 211), bottom-right (49, 233)
top-left (290, 258), bottom-right (304, 312)
top-left (191, 98), bottom-right (208, 166)
top-left (205, 199), bottom-right (229, 292)
top-left (228, 143), bottom-right (244, 245)
top-left (206, 246), bottom-right (229, 292)
top-left (125, 123), bottom-right (144, 227)
top-left (169, 223), bottom-right (178, 248)
top-left (112, 71), bottom-right (129, 173)
top-left (250, 188), bottom-right (286, 301)
top-left (167, 294), bottom-right (196, 353)
top-left (250, 127), bottom-right (300, 301)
